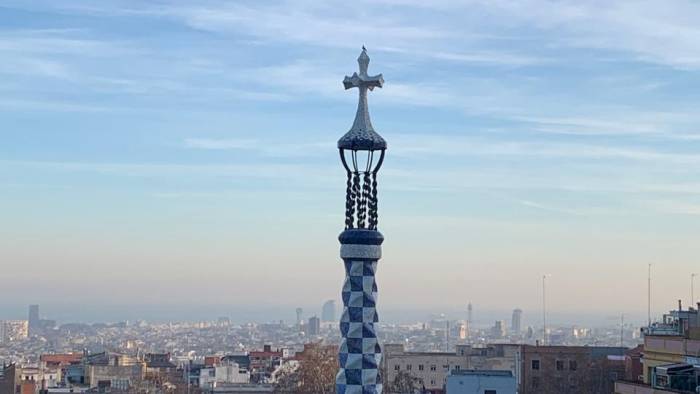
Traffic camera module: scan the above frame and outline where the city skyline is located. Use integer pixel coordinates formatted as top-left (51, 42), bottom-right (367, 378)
top-left (2, 1), bottom-right (700, 318)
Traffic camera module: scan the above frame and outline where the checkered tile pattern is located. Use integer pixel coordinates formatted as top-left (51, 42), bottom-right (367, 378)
top-left (336, 259), bottom-right (382, 394)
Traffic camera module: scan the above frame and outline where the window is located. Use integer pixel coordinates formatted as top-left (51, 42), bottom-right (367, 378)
top-left (430, 379), bottom-right (435, 385)
top-left (569, 360), bottom-right (577, 371)
top-left (443, 364), bottom-right (449, 371)
top-left (531, 360), bottom-right (540, 370)
top-left (485, 391), bottom-right (497, 394)
top-left (418, 364), bottom-right (424, 371)
top-left (430, 365), bottom-right (436, 371)
top-left (394, 365), bottom-right (400, 371)
top-left (454, 365), bottom-right (461, 371)
top-left (556, 360), bottom-right (564, 371)
top-left (406, 364), bottom-right (412, 371)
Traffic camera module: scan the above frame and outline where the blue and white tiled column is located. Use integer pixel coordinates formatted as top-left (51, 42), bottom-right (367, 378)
top-left (336, 229), bottom-right (384, 394)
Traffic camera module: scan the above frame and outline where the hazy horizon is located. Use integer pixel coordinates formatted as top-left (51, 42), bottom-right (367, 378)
top-left (2, 1), bottom-right (700, 323)
top-left (0, 302), bottom-right (654, 328)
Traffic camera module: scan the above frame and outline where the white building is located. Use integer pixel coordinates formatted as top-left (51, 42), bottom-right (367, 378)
top-left (446, 370), bottom-right (516, 394)
top-left (200, 361), bottom-right (250, 389)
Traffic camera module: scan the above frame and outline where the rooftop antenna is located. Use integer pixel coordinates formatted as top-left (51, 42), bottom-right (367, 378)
top-left (542, 274), bottom-right (551, 345)
top-left (648, 264), bottom-right (652, 326)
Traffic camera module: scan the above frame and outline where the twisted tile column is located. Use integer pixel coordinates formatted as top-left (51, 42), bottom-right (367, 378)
top-left (336, 229), bottom-right (383, 394)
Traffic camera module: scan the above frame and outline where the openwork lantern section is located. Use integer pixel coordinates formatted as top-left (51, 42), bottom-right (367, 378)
top-left (338, 47), bottom-right (386, 231)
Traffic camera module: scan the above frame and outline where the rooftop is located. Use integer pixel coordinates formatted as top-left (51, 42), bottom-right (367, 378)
top-left (643, 302), bottom-right (700, 338)
top-left (450, 369), bottom-right (514, 377)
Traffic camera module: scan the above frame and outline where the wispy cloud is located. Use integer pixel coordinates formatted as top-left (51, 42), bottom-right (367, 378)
top-left (0, 160), bottom-right (328, 180)
top-left (387, 133), bottom-right (700, 164)
top-left (0, 98), bottom-right (110, 112)
top-left (169, 3), bottom-right (447, 50)
top-left (184, 138), bottom-right (259, 150)
top-left (182, 137), bottom-right (333, 158)
top-left (643, 200), bottom-right (700, 215)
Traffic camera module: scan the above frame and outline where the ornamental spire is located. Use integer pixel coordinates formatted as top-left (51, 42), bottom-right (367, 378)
top-left (338, 47), bottom-right (387, 151)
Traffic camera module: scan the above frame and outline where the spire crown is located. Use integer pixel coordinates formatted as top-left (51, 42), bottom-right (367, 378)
top-left (338, 47), bottom-right (386, 151)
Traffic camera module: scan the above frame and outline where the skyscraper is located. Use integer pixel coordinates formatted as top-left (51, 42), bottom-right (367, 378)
top-left (321, 300), bottom-right (336, 322)
top-left (335, 47), bottom-right (387, 394)
top-left (512, 308), bottom-right (523, 333)
top-left (28, 305), bottom-right (39, 336)
top-left (295, 308), bottom-right (303, 330)
top-left (308, 316), bottom-right (321, 336)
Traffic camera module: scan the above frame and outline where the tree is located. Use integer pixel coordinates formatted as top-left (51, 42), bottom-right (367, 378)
top-left (388, 370), bottom-right (420, 394)
top-left (274, 343), bottom-right (338, 394)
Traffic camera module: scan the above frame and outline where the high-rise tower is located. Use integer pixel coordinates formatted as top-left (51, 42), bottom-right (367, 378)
top-left (322, 300), bottom-right (337, 322)
top-left (28, 305), bottom-right (39, 336)
top-left (335, 47), bottom-right (386, 394)
top-left (512, 308), bottom-right (523, 333)
top-left (295, 307), bottom-right (304, 330)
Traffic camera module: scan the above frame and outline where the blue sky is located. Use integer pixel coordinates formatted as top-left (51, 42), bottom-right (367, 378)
top-left (2, 0), bottom-right (700, 323)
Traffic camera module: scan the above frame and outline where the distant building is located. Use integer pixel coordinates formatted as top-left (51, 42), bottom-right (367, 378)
top-left (41, 353), bottom-right (83, 386)
top-left (248, 345), bottom-right (287, 383)
top-left (446, 370), bottom-right (517, 394)
top-left (458, 322), bottom-right (468, 340)
top-left (511, 309), bottom-right (522, 333)
top-left (321, 300), bottom-right (336, 322)
top-left (1, 320), bottom-right (28, 343)
top-left (85, 352), bottom-right (145, 390)
top-left (383, 343), bottom-right (520, 393)
top-left (526, 326), bottom-right (534, 339)
top-left (218, 317), bottom-right (231, 327)
top-left (295, 308), bottom-right (303, 330)
top-left (615, 301), bottom-right (700, 393)
top-left (622, 344), bottom-right (643, 383)
top-left (0, 364), bottom-right (20, 394)
top-left (28, 305), bottom-right (39, 336)
top-left (520, 345), bottom-right (626, 394)
top-left (493, 320), bottom-right (506, 339)
top-left (307, 316), bottom-right (321, 336)
top-left (199, 360), bottom-right (250, 389)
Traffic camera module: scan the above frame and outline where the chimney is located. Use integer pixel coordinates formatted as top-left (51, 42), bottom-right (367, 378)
top-left (679, 299), bottom-right (683, 312)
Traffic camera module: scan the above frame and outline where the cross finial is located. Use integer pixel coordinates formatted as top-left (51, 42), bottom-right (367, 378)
top-left (338, 47), bottom-right (386, 151)
top-left (344, 47), bottom-right (383, 91)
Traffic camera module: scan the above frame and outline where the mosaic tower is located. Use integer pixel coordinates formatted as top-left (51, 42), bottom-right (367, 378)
top-left (335, 47), bottom-right (386, 394)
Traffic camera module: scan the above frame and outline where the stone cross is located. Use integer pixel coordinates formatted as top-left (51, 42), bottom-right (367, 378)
top-left (343, 47), bottom-right (384, 136)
